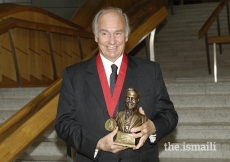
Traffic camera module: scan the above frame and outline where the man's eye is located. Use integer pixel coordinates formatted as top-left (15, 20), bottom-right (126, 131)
top-left (115, 32), bottom-right (121, 36)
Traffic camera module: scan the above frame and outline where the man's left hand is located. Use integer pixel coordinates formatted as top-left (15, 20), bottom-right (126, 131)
top-left (130, 107), bottom-right (156, 150)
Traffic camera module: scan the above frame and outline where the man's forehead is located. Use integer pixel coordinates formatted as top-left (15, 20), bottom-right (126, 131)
top-left (99, 29), bottom-right (124, 32)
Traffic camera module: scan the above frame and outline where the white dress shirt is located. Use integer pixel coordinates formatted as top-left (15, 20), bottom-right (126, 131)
top-left (100, 54), bottom-right (123, 86)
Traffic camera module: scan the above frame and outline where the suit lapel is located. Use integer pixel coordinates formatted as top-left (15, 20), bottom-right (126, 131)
top-left (84, 57), bottom-right (109, 117)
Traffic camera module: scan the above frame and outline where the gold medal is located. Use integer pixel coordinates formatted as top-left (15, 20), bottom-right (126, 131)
top-left (105, 118), bottom-right (117, 131)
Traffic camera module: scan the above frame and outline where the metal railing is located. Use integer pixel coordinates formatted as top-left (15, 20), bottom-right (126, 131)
top-left (198, 0), bottom-right (230, 82)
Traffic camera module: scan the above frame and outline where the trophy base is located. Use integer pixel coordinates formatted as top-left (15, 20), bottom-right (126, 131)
top-left (113, 131), bottom-right (135, 148)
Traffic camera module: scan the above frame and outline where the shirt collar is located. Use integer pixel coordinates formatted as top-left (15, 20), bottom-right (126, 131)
top-left (100, 54), bottom-right (123, 73)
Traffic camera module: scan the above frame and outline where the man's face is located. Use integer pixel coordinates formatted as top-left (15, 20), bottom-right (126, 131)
top-left (95, 9), bottom-right (128, 62)
top-left (125, 91), bottom-right (139, 109)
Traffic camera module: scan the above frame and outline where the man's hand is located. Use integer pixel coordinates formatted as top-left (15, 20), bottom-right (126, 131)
top-left (96, 127), bottom-right (128, 153)
top-left (130, 107), bottom-right (156, 150)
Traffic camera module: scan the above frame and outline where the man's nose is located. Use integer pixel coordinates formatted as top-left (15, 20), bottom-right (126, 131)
top-left (108, 34), bottom-right (116, 44)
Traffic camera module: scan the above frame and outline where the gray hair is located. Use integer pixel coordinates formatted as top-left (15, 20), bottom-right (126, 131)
top-left (92, 7), bottom-right (130, 38)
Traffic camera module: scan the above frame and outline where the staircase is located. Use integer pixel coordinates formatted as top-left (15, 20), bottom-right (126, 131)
top-left (159, 82), bottom-right (230, 162)
top-left (136, 2), bottom-right (230, 162)
top-left (0, 88), bottom-right (67, 161)
top-left (1, 2), bottom-right (230, 161)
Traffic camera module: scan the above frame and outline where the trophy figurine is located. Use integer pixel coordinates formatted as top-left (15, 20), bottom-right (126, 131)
top-left (114, 88), bottom-right (148, 148)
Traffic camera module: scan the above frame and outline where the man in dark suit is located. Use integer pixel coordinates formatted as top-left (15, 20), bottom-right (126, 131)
top-left (55, 7), bottom-right (178, 162)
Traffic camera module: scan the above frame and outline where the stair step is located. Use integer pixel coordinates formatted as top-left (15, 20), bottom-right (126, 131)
top-left (35, 127), bottom-right (62, 142)
top-left (162, 69), bottom-right (230, 81)
top-left (166, 82), bottom-right (230, 95)
top-left (0, 98), bottom-right (36, 110)
top-left (0, 110), bottom-right (17, 123)
top-left (0, 88), bottom-right (46, 98)
top-left (177, 107), bottom-right (230, 123)
top-left (164, 124), bottom-right (230, 142)
top-left (16, 159), bottom-right (66, 162)
top-left (164, 77), bottom-right (230, 84)
top-left (171, 94), bottom-right (230, 108)
top-left (0, 88), bottom-right (47, 111)
top-left (17, 142), bottom-right (67, 161)
top-left (159, 158), bottom-right (227, 162)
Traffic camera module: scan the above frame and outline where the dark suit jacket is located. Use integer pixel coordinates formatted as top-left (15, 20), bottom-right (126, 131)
top-left (55, 54), bottom-right (178, 162)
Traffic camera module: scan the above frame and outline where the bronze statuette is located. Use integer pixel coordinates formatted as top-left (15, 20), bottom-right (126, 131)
top-left (113, 88), bottom-right (148, 148)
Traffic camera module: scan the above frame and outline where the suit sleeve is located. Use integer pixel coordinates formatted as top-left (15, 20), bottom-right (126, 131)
top-left (152, 63), bottom-right (178, 143)
top-left (54, 68), bottom-right (100, 161)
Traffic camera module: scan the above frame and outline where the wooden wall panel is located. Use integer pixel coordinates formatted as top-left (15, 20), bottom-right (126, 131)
top-left (0, 38), bottom-right (2, 81)
top-left (12, 28), bottom-right (30, 80)
top-left (40, 32), bottom-right (53, 80)
top-left (81, 38), bottom-right (97, 58)
top-left (71, 36), bottom-right (81, 64)
top-left (0, 33), bottom-right (16, 81)
top-left (63, 53), bottom-right (72, 71)
top-left (51, 33), bottom-right (63, 78)
top-left (11, 11), bottom-right (76, 29)
top-left (62, 35), bottom-right (75, 67)
top-left (42, 50), bottom-right (53, 80)
top-left (53, 51), bottom-right (62, 78)
top-left (29, 30), bottom-right (42, 80)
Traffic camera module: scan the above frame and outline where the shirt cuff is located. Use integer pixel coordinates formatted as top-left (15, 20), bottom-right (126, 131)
top-left (149, 134), bottom-right (156, 143)
top-left (94, 149), bottom-right (99, 158)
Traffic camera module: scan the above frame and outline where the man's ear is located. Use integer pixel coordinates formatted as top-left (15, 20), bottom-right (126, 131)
top-left (125, 37), bottom-right (128, 42)
top-left (95, 37), bottom-right (98, 42)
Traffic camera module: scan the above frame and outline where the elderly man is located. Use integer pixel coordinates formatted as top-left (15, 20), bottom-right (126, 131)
top-left (55, 7), bottom-right (178, 162)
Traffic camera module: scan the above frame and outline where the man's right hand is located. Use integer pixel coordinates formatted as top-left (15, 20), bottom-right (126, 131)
top-left (96, 127), bottom-right (128, 153)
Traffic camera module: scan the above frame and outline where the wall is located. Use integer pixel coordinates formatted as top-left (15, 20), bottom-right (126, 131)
top-left (0, 0), bottom-right (31, 5)
top-left (0, 0), bottom-right (84, 20)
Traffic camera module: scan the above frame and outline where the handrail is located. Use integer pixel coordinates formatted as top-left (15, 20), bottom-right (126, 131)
top-left (0, 6), bottom-right (168, 161)
top-left (0, 17), bottom-right (94, 38)
top-left (198, 0), bottom-right (229, 75)
top-left (124, 0), bottom-right (158, 31)
top-left (198, 0), bottom-right (229, 39)
top-left (125, 7), bottom-right (168, 53)
top-left (208, 35), bottom-right (230, 44)
top-left (70, 0), bottom-right (105, 30)
top-left (0, 3), bottom-right (83, 30)
top-left (209, 35), bottom-right (230, 82)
